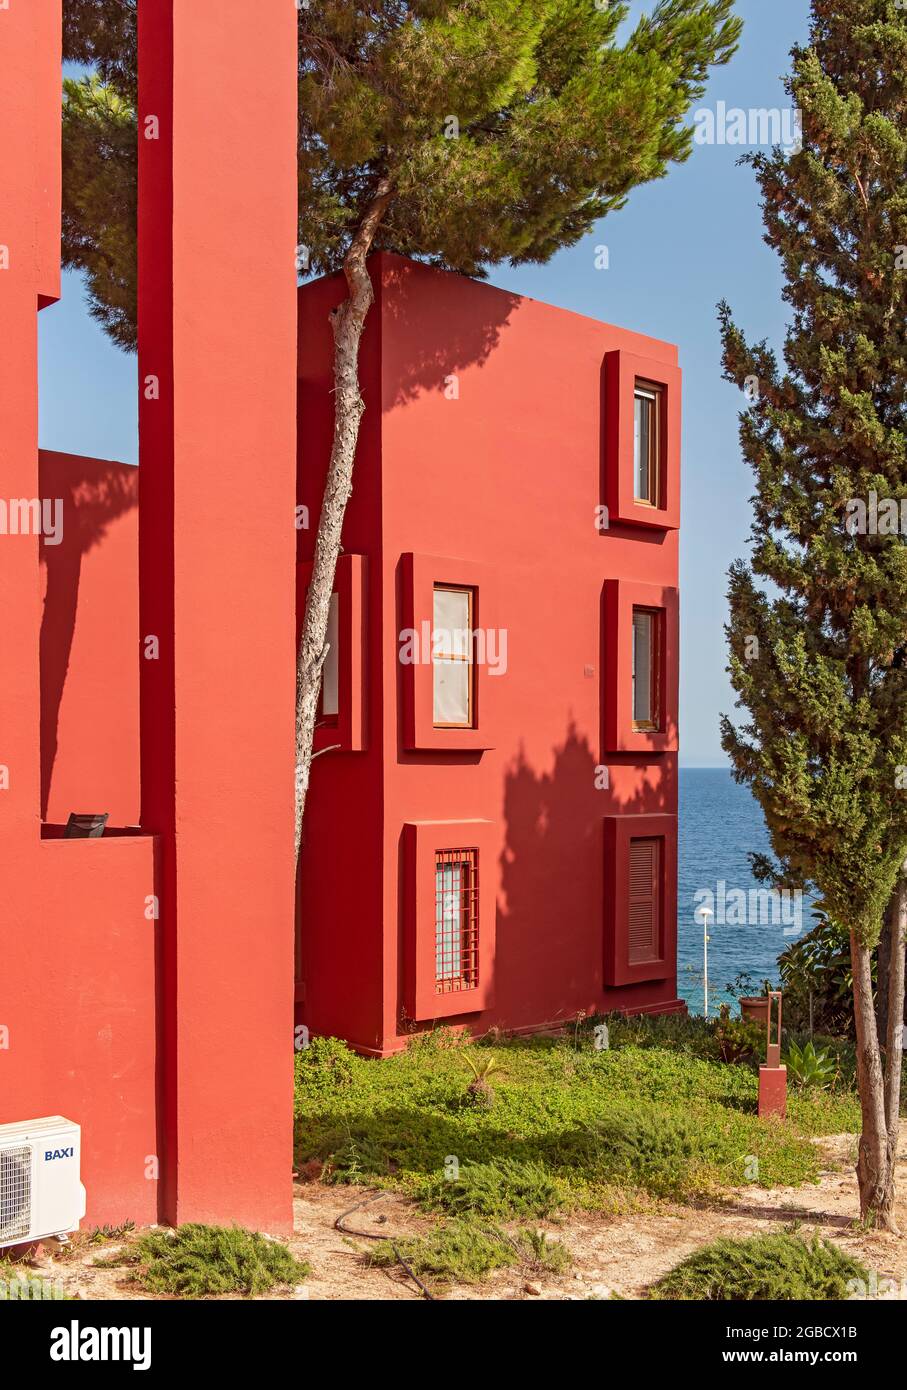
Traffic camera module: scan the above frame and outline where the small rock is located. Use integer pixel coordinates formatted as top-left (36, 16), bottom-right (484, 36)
top-left (524, 1281), bottom-right (543, 1297)
top-left (293, 1284), bottom-right (310, 1300)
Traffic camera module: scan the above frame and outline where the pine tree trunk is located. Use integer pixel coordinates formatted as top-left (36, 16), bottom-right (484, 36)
top-left (882, 875), bottom-right (906, 1233)
top-left (877, 896), bottom-right (892, 1043)
top-left (850, 931), bottom-right (897, 1229)
top-left (294, 180), bottom-right (393, 866)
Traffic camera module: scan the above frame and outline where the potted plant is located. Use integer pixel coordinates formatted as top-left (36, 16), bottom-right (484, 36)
top-left (725, 972), bottom-right (775, 1024)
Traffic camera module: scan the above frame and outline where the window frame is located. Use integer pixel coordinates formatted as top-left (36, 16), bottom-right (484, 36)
top-left (602, 579), bottom-right (678, 754)
top-left (602, 350), bottom-right (680, 531)
top-left (627, 836), bottom-right (662, 965)
top-left (403, 819), bottom-right (496, 1020)
top-left (431, 583), bottom-right (476, 730)
top-left (631, 606), bottom-right (661, 733)
top-left (633, 380), bottom-right (663, 508)
top-left (297, 553), bottom-right (368, 753)
top-left (434, 847), bottom-right (480, 993)
top-left (401, 553), bottom-right (496, 752)
top-left (320, 590), bottom-right (340, 721)
top-left (603, 814), bottom-right (677, 986)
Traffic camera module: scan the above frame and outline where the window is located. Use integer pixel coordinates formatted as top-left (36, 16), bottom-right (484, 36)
top-left (434, 848), bottom-right (479, 993)
top-left (320, 592), bottom-right (339, 717)
top-left (432, 585), bottom-right (474, 728)
top-left (628, 838), bottom-right (661, 964)
top-left (633, 383), bottom-right (661, 506)
top-left (632, 607), bottom-right (659, 731)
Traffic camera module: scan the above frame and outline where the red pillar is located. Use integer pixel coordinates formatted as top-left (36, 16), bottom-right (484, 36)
top-left (138, 1), bottom-right (298, 1230)
top-left (0, 0), bottom-right (60, 857)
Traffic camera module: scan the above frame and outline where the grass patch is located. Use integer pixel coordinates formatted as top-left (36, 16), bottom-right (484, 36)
top-left (100, 1224), bottom-right (309, 1298)
top-left (294, 1016), bottom-right (863, 1209)
top-left (415, 1157), bottom-right (567, 1220)
top-left (649, 1230), bottom-right (870, 1301)
top-left (368, 1219), bottom-right (569, 1286)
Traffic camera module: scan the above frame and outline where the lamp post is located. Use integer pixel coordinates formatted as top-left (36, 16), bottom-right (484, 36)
top-left (695, 905), bottom-right (714, 1017)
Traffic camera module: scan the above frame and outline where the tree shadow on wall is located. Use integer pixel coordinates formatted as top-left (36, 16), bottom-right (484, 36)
top-left (39, 451), bottom-right (138, 819)
top-left (379, 256), bottom-right (522, 409)
top-left (497, 720), bottom-right (677, 1023)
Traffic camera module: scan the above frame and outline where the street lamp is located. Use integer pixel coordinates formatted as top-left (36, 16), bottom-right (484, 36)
top-left (695, 904), bottom-right (714, 1017)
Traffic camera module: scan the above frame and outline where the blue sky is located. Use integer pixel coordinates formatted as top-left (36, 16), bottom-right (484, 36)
top-left (39, 0), bottom-right (811, 765)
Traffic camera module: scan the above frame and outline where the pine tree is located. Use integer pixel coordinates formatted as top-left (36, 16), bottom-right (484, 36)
top-left (719, 0), bottom-right (907, 1228)
top-left (61, 0), bottom-right (741, 856)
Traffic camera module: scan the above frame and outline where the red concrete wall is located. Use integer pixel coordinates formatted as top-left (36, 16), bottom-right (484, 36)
top-left (137, 1), bottom-right (299, 1230)
top-left (39, 450), bottom-right (140, 829)
top-left (4, 0), bottom-right (298, 1234)
top-left (1, 0), bottom-right (158, 1228)
top-left (297, 253), bottom-right (682, 1054)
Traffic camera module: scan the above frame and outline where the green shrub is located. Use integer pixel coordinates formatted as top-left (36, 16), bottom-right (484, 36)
top-left (416, 1158), bottom-right (567, 1220)
top-left (778, 918), bottom-right (858, 1038)
top-left (714, 1008), bottom-right (765, 1065)
top-left (582, 1107), bottom-right (724, 1198)
top-left (785, 1039), bottom-right (838, 1089)
top-left (369, 1221), bottom-right (514, 1284)
top-left (369, 1219), bottom-right (570, 1285)
top-left (649, 1231), bottom-right (869, 1301)
top-left (108, 1224), bottom-right (309, 1298)
top-left (293, 1035), bottom-right (358, 1108)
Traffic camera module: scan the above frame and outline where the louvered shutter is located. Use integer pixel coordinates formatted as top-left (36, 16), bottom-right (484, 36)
top-left (628, 838), bottom-right (660, 964)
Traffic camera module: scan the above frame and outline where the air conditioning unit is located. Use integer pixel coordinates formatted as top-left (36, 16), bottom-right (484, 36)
top-left (0, 1117), bottom-right (86, 1247)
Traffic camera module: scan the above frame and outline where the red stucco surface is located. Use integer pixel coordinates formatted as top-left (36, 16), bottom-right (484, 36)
top-left (2, 0), bottom-right (298, 1232)
top-left (296, 254), bottom-right (683, 1055)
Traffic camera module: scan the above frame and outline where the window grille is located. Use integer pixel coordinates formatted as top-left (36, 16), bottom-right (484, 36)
top-left (434, 847), bottom-right (479, 992)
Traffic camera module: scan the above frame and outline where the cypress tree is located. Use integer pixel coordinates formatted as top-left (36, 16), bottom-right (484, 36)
top-left (720, 0), bottom-right (907, 1227)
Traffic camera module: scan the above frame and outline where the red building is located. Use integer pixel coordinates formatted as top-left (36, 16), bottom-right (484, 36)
top-left (3, 2), bottom-right (680, 1234)
top-left (296, 254), bottom-right (683, 1056)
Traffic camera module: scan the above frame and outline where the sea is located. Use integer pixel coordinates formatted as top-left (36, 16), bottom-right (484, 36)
top-left (677, 767), bottom-right (811, 1015)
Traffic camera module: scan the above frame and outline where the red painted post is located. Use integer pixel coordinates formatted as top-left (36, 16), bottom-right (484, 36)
top-left (137, 0), bottom-right (298, 1230)
top-left (758, 989), bottom-right (787, 1119)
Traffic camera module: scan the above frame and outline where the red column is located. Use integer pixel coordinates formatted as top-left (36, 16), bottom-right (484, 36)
top-left (0, 0), bottom-right (60, 857)
top-left (138, 1), bottom-right (298, 1231)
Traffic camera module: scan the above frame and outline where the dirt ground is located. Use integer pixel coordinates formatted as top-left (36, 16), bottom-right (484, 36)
top-left (15, 1127), bottom-right (907, 1301)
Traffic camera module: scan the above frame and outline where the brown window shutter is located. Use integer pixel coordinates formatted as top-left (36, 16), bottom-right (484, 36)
top-left (628, 838), bottom-right (661, 964)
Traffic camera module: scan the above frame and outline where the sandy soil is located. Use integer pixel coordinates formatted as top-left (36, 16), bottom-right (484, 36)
top-left (12, 1128), bottom-right (907, 1301)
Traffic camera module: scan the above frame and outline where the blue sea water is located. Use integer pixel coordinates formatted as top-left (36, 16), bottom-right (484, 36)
top-left (678, 767), bottom-right (801, 1015)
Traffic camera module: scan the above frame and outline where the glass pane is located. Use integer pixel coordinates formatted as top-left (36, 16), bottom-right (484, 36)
top-left (433, 658), bottom-right (470, 725)
top-left (634, 393), bottom-right (652, 501)
top-left (321, 592), bottom-right (339, 716)
top-left (436, 862), bottom-right (464, 980)
top-left (433, 586), bottom-right (471, 659)
top-left (632, 610), bottom-right (653, 725)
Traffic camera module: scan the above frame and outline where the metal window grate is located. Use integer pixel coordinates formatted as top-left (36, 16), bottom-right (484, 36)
top-left (0, 1144), bottom-right (32, 1243)
top-left (434, 848), bottom-right (479, 993)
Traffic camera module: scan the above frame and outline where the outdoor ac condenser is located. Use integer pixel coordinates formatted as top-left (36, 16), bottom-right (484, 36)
top-left (0, 1117), bottom-right (86, 1247)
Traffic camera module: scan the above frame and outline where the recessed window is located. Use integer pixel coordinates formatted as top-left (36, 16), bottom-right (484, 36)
top-left (634, 383), bottom-right (662, 506)
top-left (320, 592), bottom-right (339, 718)
top-left (628, 837), bottom-right (661, 964)
top-left (434, 848), bottom-right (479, 993)
top-left (632, 607), bottom-right (660, 731)
top-left (432, 585), bottom-right (474, 728)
